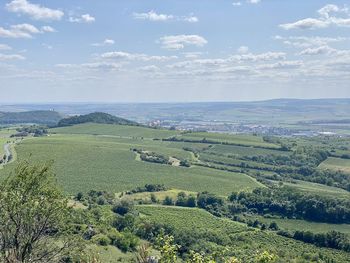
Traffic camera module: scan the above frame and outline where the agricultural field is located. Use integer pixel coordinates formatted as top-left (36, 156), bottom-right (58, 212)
top-left (137, 205), bottom-right (350, 262)
top-left (275, 180), bottom-right (350, 199)
top-left (319, 157), bottom-right (350, 173)
top-left (51, 123), bottom-right (179, 139)
top-left (241, 214), bottom-right (350, 235)
top-left (176, 132), bottom-right (281, 149)
top-left (0, 133), bottom-right (262, 195)
top-left (203, 144), bottom-right (291, 157)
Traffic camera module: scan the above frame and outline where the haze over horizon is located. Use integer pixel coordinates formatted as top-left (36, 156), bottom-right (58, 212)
top-left (1, 0), bottom-right (350, 103)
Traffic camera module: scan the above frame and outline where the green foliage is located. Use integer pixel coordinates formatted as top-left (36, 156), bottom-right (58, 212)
top-left (230, 187), bottom-right (350, 223)
top-left (113, 231), bottom-right (139, 252)
top-left (255, 251), bottom-right (278, 263)
top-left (57, 112), bottom-right (138, 127)
top-left (0, 160), bottom-right (80, 262)
top-left (163, 196), bottom-right (174, 206)
top-left (137, 205), bottom-right (350, 262)
top-left (155, 233), bottom-right (180, 263)
top-left (112, 199), bottom-right (134, 216)
top-left (92, 234), bottom-right (111, 246)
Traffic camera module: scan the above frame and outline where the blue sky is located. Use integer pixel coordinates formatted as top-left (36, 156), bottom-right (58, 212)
top-left (0, 0), bottom-right (350, 103)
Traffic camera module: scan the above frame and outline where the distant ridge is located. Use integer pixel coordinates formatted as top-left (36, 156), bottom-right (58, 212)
top-left (0, 110), bottom-right (62, 125)
top-left (57, 112), bottom-right (138, 127)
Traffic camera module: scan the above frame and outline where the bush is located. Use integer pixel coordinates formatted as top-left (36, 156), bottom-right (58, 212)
top-left (92, 234), bottom-right (111, 246)
top-left (112, 200), bottom-right (133, 216)
top-left (163, 196), bottom-right (174, 206)
top-left (113, 232), bottom-right (139, 252)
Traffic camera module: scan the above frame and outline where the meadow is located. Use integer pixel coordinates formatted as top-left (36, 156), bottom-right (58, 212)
top-left (241, 214), bottom-right (350, 235)
top-left (175, 132), bottom-right (281, 149)
top-left (51, 123), bottom-right (179, 139)
top-left (280, 180), bottom-right (350, 199)
top-left (319, 157), bottom-right (350, 173)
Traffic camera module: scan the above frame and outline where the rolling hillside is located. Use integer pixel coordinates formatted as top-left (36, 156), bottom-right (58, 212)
top-left (0, 110), bottom-right (63, 125)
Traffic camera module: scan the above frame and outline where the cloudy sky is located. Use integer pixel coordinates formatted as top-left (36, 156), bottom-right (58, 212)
top-left (0, 0), bottom-right (350, 103)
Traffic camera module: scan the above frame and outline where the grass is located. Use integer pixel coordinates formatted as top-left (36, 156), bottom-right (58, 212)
top-left (137, 205), bottom-right (248, 236)
top-left (137, 205), bottom-right (350, 262)
top-left (51, 123), bottom-right (179, 139)
top-left (319, 157), bottom-right (350, 173)
top-left (87, 244), bottom-right (135, 263)
top-left (276, 180), bottom-right (350, 199)
top-left (179, 132), bottom-right (281, 149)
top-left (0, 134), bottom-right (262, 195)
top-left (205, 144), bottom-right (291, 157)
top-left (241, 214), bottom-right (350, 235)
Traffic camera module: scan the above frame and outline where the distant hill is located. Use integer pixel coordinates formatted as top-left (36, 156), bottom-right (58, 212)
top-left (57, 112), bottom-right (138, 127)
top-left (0, 110), bottom-right (63, 125)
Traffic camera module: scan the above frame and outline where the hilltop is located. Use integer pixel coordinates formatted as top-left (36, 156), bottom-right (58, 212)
top-left (0, 110), bottom-right (63, 125)
top-left (57, 112), bottom-right (138, 127)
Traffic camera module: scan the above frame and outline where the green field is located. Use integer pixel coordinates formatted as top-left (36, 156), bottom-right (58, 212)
top-left (178, 132), bottom-right (281, 149)
top-left (275, 180), bottom-right (350, 199)
top-left (138, 205), bottom-right (247, 235)
top-left (241, 214), bottom-right (350, 235)
top-left (137, 205), bottom-right (350, 262)
top-left (0, 134), bottom-right (262, 195)
top-left (51, 123), bottom-right (179, 139)
top-left (204, 144), bottom-right (290, 157)
top-left (319, 157), bottom-right (350, 173)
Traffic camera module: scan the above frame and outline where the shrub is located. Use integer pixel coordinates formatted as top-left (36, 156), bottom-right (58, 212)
top-left (92, 234), bottom-right (111, 246)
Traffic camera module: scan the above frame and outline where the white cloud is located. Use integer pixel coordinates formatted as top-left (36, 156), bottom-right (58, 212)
top-left (0, 23), bottom-right (54, 38)
top-left (247, 0), bottom-right (261, 4)
top-left (232, 2), bottom-right (242, 7)
top-left (0, 44), bottom-right (12, 50)
top-left (92, 39), bottom-right (115, 47)
top-left (257, 61), bottom-right (303, 70)
top-left (237, 46), bottom-right (249, 54)
top-left (41, 26), bottom-right (56, 32)
top-left (101, 51), bottom-right (177, 61)
top-left (280, 18), bottom-right (330, 30)
top-left (159, 35), bottom-right (208, 50)
top-left (275, 35), bottom-right (347, 48)
top-left (230, 51), bottom-right (286, 62)
top-left (182, 52), bottom-right (203, 59)
top-left (299, 45), bottom-right (335, 56)
top-left (6, 0), bottom-right (64, 21)
top-left (56, 62), bottom-right (121, 71)
top-left (0, 53), bottom-right (25, 61)
top-left (184, 16), bottom-right (199, 23)
top-left (133, 10), bottom-right (173, 21)
top-left (138, 65), bottom-right (160, 72)
top-left (280, 4), bottom-right (350, 30)
top-left (69, 14), bottom-right (95, 23)
top-left (298, 45), bottom-right (350, 57)
top-left (11, 23), bottom-right (40, 34)
top-left (132, 11), bottom-right (198, 23)
top-left (318, 4), bottom-right (348, 18)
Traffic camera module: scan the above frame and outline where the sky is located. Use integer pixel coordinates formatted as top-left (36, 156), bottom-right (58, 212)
top-left (0, 0), bottom-right (350, 103)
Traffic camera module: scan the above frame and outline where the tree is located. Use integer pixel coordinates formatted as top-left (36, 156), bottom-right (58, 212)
top-left (255, 251), bottom-right (278, 263)
top-left (163, 196), bottom-right (174, 206)
top-left (0, 160), bottom-right (78, 262)
top-left (155, 233), bottom-right (180, 263)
